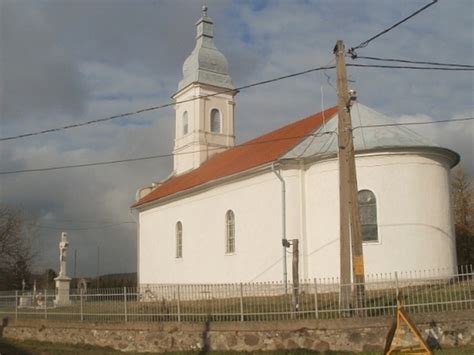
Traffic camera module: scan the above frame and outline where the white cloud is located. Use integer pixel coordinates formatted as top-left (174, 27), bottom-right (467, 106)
top-left (390, 110), bottom-right (474, 174)
top-left (80, 61), bottom-right (164, 99)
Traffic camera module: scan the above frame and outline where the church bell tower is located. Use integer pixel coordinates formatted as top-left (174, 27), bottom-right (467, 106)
top-left (172, 6), bottom-right (237, 175)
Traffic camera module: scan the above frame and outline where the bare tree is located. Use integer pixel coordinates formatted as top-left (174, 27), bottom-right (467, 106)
top-left (451, 166), bottom-right (474, 265)
top-left (0, 205), bottom-right (35, 291)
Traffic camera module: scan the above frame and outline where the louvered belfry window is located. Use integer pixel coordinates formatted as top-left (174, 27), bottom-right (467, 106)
top-left (210, 109), bottom-right (221, 133)
top-left (182, 111), bottom-right (189, 135)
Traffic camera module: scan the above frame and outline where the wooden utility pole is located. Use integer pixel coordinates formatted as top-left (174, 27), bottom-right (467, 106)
top-left (291, 239), bottom-right (299, 315)
top-left (334, 40), bottom-right (365, 314)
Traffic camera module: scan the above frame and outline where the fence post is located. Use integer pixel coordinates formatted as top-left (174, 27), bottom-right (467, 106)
top-left (313, 278), bottom-right (319, 319)
top-left (15, 290), bottom-right (18, 320)
top-left (239, 283), bottom-right (244, 322)
top-left (44, 289), bottom-right (48, 320)
top-left (465, 265), bottom-right (473, 310)
top-left (80, 288), bottom-right (84, 321)
top-left (394, 272), bottom-right (399, 309)
top-left (470, 265), bottom-right (474, 309)
top-left (177, 285), bottom-right (181, 322)
top-left (395, 272), bottom-right (399, 295)
top-left (124, 287), bottom-right (128, 322)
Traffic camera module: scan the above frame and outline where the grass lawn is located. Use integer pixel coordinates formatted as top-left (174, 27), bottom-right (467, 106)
top-left (0, 338), bottom-right (120, 354)
top-left (1, 338), bottom-right (473, 355)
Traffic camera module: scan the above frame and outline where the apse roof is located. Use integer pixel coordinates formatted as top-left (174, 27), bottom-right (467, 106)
top-left (283, 103), bottom-right (436, 159)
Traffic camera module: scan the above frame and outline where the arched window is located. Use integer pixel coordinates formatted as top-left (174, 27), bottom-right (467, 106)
top-left (358, 190), bottom-right (378, 242)
top-left (210, 109), bottom-right (221, 133)
top-left (176, 222), bottom-right (183, 258)
top-left (182, 111), bottom-right (189, 135)
top-left (225, 210), bottom-right (235, 254)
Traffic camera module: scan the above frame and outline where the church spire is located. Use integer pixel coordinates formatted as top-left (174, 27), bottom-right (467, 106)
top-left (177, 5), bottom-right (234, 92)
top-left (172, 6), bottom-right (237, 175)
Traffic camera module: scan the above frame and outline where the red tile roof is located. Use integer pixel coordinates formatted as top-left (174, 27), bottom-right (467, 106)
top-left (134, 106), bottom-right (338, 208)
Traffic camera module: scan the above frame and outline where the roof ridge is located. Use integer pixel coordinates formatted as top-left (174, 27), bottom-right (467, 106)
top-left (276, 107), bottom-right (338, 160)
top-left (241, 106), bottom-right (338, 146)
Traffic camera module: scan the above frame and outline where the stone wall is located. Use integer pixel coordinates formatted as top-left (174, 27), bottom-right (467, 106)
top-left (2, 311), bottom-right (473, 353)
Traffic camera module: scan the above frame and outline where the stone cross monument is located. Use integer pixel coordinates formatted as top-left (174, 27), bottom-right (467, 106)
top-left (54, 232), bottom-right (71, 306)
top-left (59, 232), bottom-right (69, 276)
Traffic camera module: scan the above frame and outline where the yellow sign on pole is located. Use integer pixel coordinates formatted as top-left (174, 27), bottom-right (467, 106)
top-left (354, 255), bottom-right (364, 276)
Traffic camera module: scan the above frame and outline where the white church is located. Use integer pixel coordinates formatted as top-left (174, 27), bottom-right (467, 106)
top-left (133, 8), bottom-right (459, 285)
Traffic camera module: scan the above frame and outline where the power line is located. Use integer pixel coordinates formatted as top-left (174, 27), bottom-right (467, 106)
top-left (350, 0), bottom-right (438, 52)
top-left (2, 152), bottom-right (174, 174)
top-left (2, 117), bottom-right (472, 176)
top-left (0, 65), bottom-right (336, 142)
top-left (347, 63), bottom-right (474, 71)
top-left (0, 132), bottom-right (335, 175)
top-left (27, 217), bottom-right (133, 224)
top-left (1, 60), bottom-right (470, 143)
top-left (350, 55), bottom-right (474, 68)
top-left (353, 117), bottom-right (474, 130)
top-left (30, 222), bottom-right (135, 231)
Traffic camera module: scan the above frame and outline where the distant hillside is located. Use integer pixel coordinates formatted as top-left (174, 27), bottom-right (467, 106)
top-left (24, 271), bottom-right (137, 290)
top-left (84, 272), bottom-right (137, 289)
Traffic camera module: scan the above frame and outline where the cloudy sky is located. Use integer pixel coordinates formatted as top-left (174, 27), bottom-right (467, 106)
top-left (0, 0), bottom-right (472, 278)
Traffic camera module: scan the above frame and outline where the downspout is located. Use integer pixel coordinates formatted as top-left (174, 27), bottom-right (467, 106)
top-left (272, 162), bottom-right (288, 292)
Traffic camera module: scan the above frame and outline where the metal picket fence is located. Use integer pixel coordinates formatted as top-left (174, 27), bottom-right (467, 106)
top-left (0, 265), bottom-right (472, 323)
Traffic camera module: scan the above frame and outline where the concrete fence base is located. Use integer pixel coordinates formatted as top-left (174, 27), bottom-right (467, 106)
top-left (2, 311), bottom-right (474, 353)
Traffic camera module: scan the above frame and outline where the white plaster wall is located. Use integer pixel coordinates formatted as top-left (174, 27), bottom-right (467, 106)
top-left (305, 152), bottom-right (457, 279)
top-left (139, 151), bottom-right (456, 285)
top-left (139, 170), bottom-right (301, 284)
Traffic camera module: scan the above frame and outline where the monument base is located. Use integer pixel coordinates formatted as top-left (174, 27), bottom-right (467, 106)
top-left (54, 275), bottom-right (72, 306)
top-left (18, 295), bottom-right (32, 308)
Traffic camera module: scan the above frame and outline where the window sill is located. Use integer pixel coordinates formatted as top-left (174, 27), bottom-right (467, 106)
top-left (362, 240), bottom-right (381, 246)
